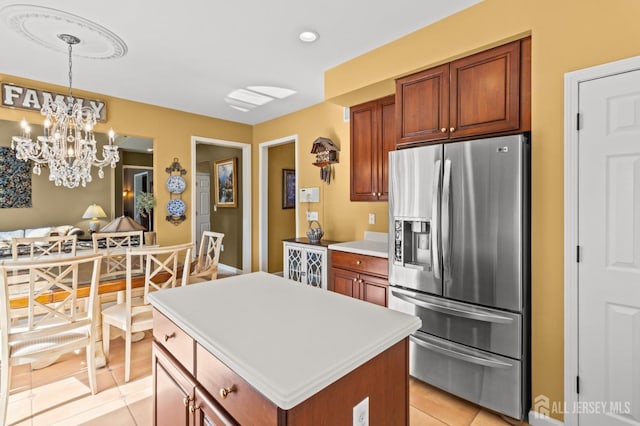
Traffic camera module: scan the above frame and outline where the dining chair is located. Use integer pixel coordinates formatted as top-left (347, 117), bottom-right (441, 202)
top-left (189, 231), bottom-right (224, 284)
top-left (101, 242), bottom-right (193, 382)
top-left (11, 234), bottom-right (77, 260)
top-left (92, 230), bottom-right (144, 279)
top-left (0, 253), bottom-right (103, 425)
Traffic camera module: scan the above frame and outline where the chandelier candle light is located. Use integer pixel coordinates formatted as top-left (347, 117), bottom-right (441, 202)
top-left (10, 34), bottom-right (119, 188)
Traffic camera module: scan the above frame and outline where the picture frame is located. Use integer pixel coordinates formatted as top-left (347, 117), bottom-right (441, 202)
top-left (282, 169), bottom-right (296, 209)
top-left (213, 158), bottom-right (237, 208)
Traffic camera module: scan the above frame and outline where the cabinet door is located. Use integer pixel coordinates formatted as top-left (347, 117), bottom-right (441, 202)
top-left (330, 268), bottom-right (359, 299)
top-left (350, 100), bottom-right (378, 201)
top-left (154, 343), bottom-right (194, 426)
top-left (194, 386), bottom-right (238, 426)
top-left (304, 247), bottom-right (326, 289)
top-left (284, 244), bottom-right (303, 282)
top-left (449, 40), bottom-right (520, 138)
top-left (378, 95), bottom-right (395, 201)
top-left (360, 274), bottom-right (388, 307)
top-left (396, 64), bottom-right (449, 146)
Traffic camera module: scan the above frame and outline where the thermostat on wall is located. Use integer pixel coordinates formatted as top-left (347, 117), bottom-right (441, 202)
top-left (300, 187), bottom-right (319, 202)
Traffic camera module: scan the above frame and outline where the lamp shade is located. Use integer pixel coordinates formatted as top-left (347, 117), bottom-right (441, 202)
top-left (100, 215), bottom-right (145, 232)
top-left (82, 204), bottom-right (107, 220)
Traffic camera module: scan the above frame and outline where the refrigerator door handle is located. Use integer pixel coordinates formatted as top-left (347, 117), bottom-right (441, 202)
top-left (410, 334), bottom-right (513, 369)
top-left (390, 288), bottom-right (514, 324)
top-left (441, 159), bottom-right (452, 279)
top-left (431, 159), bottom-right (441, 279)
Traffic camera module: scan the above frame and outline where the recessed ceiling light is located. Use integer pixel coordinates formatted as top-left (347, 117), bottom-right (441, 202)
top-left (299, 31), bottom-right (318, 43)
top-left (247, 86), bottom-right (296, 99)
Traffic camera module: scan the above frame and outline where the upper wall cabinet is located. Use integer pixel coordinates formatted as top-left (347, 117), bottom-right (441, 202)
top-left (396, 37), bottom-right (531, 147)
top-left (350, 94), bottom-right (395, 202)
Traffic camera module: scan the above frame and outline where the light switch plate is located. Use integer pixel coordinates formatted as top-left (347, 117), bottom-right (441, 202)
top-left (353, 397), bottom-right (369, 426)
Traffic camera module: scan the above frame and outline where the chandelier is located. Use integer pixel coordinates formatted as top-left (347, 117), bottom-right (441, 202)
top-left (11, 34), bottom-right (119, 189)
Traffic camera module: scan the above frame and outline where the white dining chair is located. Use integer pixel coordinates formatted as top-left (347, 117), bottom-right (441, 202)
top-left (92, 230), bottom-right (144, 279)
top-left (189, 231), bottom-right (224, 283)
top-left (101, 242), bottom-right (193, 382)
top-left (0, 253), bottom-right (103, 425)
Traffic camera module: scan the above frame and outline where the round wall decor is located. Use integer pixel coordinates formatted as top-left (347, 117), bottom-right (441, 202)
top-left (166, 175), bottom-right (186, 194)
top-left (166, 198), bottom-right (186, 217)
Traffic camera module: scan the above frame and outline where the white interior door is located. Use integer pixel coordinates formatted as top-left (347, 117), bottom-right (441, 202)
top-left (195, 173), bottom-right (211, 251)
top-left (578, 69), bottom-right (640, 425)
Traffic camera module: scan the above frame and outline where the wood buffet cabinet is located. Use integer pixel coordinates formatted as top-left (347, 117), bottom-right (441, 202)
top-left (329, 250), bottom-right (389, 307)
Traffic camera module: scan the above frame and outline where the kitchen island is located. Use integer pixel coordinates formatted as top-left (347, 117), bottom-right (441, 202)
top-left (149, 271), bottom-right (420, 425)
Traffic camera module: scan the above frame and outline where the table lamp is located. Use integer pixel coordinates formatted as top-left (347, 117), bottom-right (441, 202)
top-left (82, 204), bottom-right (107, 233)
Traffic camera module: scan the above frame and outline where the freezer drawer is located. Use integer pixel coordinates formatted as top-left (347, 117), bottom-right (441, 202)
top-left (409, 331), bottom-right (524, 420)
top-left (389, 286), bottom-right (522, 359)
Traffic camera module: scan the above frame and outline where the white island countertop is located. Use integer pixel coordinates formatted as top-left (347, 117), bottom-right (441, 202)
top-left (328, 231), bottom-right (388, 258)
top-left (149, 272), bottom-right (420, 410)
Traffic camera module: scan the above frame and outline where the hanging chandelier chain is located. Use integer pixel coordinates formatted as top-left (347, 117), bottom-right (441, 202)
top-left (67, 40), bottom-right (73, 99)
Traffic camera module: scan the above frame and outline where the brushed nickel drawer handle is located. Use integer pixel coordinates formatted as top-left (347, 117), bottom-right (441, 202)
top-left (356, 260), bottom-right (362, 265)
top-left (441, 127), bottom-right (446, 133)
top-left (220, 386), bottom-right (235, 399)
top-left (183, 396), bottom-right (190, 407)
top-left (450, 127), bottom-right (455, 132)
top-left (164, 332), bottom-right (176, 342)
top-left (190, 403), bottom-right (197, 413)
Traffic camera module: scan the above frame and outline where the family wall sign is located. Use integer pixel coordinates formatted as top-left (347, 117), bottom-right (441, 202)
top-left (1, 82), bottom-right (107, 122)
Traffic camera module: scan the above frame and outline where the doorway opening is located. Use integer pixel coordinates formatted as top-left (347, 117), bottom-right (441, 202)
top-left (258, 135), bottom-right (299, 272)
top-left (191, 136), bottom-right (251, 274)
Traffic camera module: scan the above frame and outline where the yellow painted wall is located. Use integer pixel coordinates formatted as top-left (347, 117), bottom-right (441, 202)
top-left (256, 0), bottom-right (640, 420)
top-left (267, 143), bottom-right (295, 272)
top-left (0, 73), bottom-right (252, 246)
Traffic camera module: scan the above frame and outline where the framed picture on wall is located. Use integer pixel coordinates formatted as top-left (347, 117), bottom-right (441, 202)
top-left (282, 169), bottom-right (296, 209)
top-left (213, 158), bottom-right (237, 208)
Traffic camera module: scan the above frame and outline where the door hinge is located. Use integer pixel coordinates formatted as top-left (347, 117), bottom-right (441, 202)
top-left (577, 113), bottom-right (582, 131)
top-left (576, 245), bottom-right (581, 263)
top-left (576, 376), bottom-right (580, 394)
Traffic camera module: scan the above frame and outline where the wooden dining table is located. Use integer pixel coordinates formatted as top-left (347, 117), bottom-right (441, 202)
top-left (5, 246), bottom-right (190, 369)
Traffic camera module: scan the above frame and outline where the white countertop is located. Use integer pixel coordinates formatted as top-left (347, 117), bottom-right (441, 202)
top-left (327, 231), bottom-right (389, 258)
top-left (149, 272), bottom-right (420, 410)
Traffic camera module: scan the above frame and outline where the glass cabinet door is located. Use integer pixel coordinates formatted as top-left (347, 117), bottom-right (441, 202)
top-left (305, 248), bottom-right (324, 288)
top-left (286, 245), bottom-right (303, 282)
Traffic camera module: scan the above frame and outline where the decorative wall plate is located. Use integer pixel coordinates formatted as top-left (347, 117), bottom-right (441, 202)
top-left (166, 198), bottom-right (186, 217)
top-left (166, 175), bottom-right (186, 194)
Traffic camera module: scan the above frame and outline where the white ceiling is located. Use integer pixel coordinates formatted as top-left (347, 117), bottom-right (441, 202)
top-left (0, 0), bottom-right (481, 126)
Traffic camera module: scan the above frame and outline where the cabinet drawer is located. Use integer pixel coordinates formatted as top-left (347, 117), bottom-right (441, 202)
top-left (331, 250), bottom-right (388, 277)
top-left (196, 344), bottom-right (277, 424)
top-left (153, 309), bottom-right (195, 374)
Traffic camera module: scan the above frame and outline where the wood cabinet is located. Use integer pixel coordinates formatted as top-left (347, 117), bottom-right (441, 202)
top-left (329, 250), bottom-right (389, 307)
top-left (396, 37), bottom-right (530, 147)
top-left (350, 94), bottom-right (395, 201)
top-left (152, 307), bottom-right (411, 425)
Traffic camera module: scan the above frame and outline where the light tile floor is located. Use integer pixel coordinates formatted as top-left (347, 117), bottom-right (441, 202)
top-left (6, 331), bottom-right (528, 425)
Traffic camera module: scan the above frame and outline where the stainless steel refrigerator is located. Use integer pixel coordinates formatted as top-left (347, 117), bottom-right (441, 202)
top-left (388, 134), bottom-right (530, 420)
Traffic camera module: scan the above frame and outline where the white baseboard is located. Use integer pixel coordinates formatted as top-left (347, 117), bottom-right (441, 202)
top-left (528, 411), bottom-right (564, 426)
top-left (218, 263), bottom-right (240, 274)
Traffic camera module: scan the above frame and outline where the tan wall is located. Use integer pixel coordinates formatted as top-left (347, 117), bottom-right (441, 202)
top-left (267, 143), bottom-right (295, 272)
top-left (0, 73), bottom-right (252, 246)
top-left (195, 145), bottom-right (244, 270)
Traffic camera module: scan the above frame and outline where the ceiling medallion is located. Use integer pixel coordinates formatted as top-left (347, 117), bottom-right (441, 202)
top-left (0, 4), bottom-right (127, 59)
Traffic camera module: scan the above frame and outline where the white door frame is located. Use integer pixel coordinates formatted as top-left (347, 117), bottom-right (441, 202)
top-left (564, 54), bottom-right (640, 426)
top-left (191, 136), bottom-right (252, 274)
top-left (258, 135), bottom-right (299, 272)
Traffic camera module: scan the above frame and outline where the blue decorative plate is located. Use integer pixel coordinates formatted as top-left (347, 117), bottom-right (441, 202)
top-left (166, 175), bottom-right (186, 194)
top-left (166, 198), bottom-right (186, 216)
